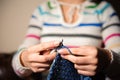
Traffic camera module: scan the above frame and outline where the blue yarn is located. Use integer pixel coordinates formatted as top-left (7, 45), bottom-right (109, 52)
top-left (47, 41), bottom-right (92, 80)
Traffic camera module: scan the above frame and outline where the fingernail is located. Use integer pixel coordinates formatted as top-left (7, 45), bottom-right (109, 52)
top-left (58, 49), bottom-right (62, 53)
top-left (61, 55), bottom-right (64, 57)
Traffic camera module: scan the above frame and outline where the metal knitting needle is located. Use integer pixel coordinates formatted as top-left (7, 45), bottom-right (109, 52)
top-left (50, 39), bottom-right (73, 55)
top-left (50, 39), bottom-right (63, 54)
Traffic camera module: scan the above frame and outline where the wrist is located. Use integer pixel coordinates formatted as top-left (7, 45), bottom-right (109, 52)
top-left (19, 48), bottom-right (28, 67)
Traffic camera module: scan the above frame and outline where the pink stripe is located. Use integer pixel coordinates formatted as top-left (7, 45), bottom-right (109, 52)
top-left (26, 34), bottom-right (40, 40)
top-left (104, 33), bottom-right (120, 43)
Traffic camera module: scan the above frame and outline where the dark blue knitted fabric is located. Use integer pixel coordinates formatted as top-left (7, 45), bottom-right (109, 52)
top-left (47, 42), bottom-right (92, 80)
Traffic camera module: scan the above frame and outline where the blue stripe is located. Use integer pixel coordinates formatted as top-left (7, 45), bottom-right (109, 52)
top-left (38, 6), bottom-right (60, 18)
top-left (43, 23), bottom-right (62, 26)
top-left (43, 22), bottom-right (102, 27)
top-left (38, 6), bottom-right (50, 15)
top-left (110, 12), bottom-right (117, 17)
top-left (78, 23), bottom-right (103, 27)
top-left (95, 3), bottom-right (110, 14)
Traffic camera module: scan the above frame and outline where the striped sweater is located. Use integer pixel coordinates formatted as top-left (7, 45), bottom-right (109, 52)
top-left (12, 0), bottom-right (120, 79)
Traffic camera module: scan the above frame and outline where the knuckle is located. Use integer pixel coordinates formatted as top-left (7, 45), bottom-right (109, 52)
top-left (32, 68), bottom-right (38, 73)
top-left (90, 72), bottom-right (96, 76)
top-left (44, 56), bottom-right (49, 62)
top-left (77, 70), bottom-right (81, 74)
top-left (28, 54), bottom-right (34, 62)
top-left (30, 63), bottom-right (36, 68)
top-left (74, 64), bottom-right (78, 69)
top-left (92, 47), bottom-right (97, 55)
top-left (80, 58), bottom-right (88, 64)
top-left (41, 44), bottom-right (46, 50)
top-left (74, 58), bottom-right (79, 63)
top-left (91, 58), bottom-right (98, 65)
top-left (92, 65), bottom-right (97, 71)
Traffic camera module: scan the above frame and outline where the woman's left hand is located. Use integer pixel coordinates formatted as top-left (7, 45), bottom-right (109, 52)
top-left (58, 45), bottom-right (98, 76)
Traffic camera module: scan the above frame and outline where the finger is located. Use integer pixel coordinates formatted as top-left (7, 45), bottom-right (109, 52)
top-left (61, 55), bottom-right (97, 64)
top-left (59, 46), bottom-right (97, 56)
top-left (29, 62), bottom-right (50, 72)
top-left (58, 48), bottom-right (87, 56)
top-left (31, 67), bottom-right (48, 73)
top-left (77, 69), bottom-right (96, 76)
top-left (74, 64), bottom-right (97, 72)
top-left (37, 68), bottom-right (48, 72)
top-left (28, 41), bottom-right (60, 53)
top-left (30, 62), bottom-right (50, 68)
top-left (44, 52), bottom-right (57, 64)
top-left (29, 52), bottom-right (56, 63)
top-left (40, 49), bottom-right (51, 55)
top-left (28, 53), bottom-right (50, 63)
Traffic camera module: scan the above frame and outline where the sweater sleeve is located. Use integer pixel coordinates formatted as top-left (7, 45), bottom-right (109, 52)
top-left (12, 6), bottom-right (44, 77)
top-left (12, 48), bottom-right (32, 77)
top-left (100, 2), bottom-right (120, 79)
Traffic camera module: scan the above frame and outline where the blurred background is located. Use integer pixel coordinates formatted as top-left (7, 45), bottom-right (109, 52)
top-left (0, 0), bottom-right (44, 53)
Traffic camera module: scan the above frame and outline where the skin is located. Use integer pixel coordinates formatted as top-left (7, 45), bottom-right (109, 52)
top-left (20, 41), bottom-right (60, 73)
top-left (59, 0), bottom-right (86, 23)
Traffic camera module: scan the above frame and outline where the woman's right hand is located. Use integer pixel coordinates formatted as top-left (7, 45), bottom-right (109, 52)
top-left (20, 41), bottom-right (60, 73)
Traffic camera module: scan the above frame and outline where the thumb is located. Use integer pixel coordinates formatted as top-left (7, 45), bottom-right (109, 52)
top-left (28, 41), bottom-right (60, 53)
top-left (47, 51), bottom-right (57, 61)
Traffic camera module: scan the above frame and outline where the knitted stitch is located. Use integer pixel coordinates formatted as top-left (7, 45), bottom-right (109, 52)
top-left (47, 40), bottom-right (92, 80)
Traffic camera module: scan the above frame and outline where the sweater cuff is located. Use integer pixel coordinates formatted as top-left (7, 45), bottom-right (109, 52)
top-left (106, 51), bottom-right (120, 79)
top-left (96, 48), bottom-right (112, 72)
top-left (12, 48), bottom-right (32, 77)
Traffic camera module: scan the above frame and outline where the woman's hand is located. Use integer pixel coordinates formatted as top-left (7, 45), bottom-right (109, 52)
top-left (58, 45), bottom-right (98, 76)
top-left (20, 41), bottom-right (60, 73)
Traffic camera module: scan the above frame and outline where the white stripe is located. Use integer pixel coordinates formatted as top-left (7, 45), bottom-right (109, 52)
top-left (41, 37), bottom-right (102, 47)
top-left (42, 27), bottom-right (101, 36)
